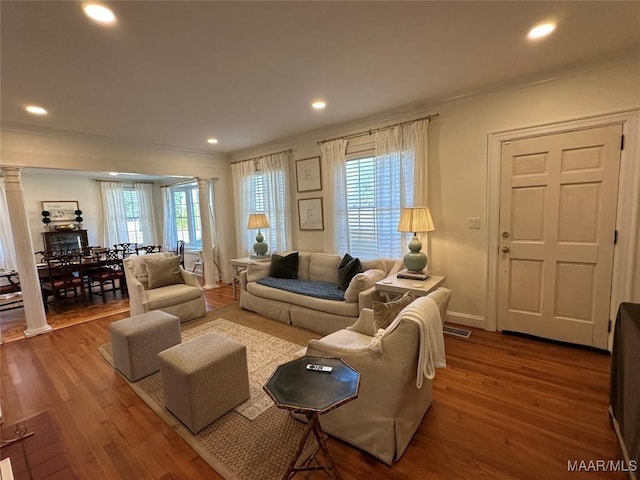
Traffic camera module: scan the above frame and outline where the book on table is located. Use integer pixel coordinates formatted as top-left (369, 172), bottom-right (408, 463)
top-left (396, 269), bottom-right (430, 281)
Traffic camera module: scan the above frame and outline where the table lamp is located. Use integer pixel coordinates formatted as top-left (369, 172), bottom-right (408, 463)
top-left (397, 207), bottom-right (435, 273)
top-left (247, 213), bottom-right (270, 257)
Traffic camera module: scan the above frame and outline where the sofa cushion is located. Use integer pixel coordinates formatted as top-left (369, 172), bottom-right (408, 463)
top-left (247, 282), bottom-right (359, 317)
top-left (246, 261), bottom-right (270, 283)
top-left (269, 252), bottom-right (299, 279)
top-left (257, 277), bottom-right (344, 301)
top-left (361, 259), bottom-right (388, 275)
top-left (127, 255), bottom-right (150, 289)
top-left (146, 255), bottom-right (185, 289)
top-left (297, 252), bottom-right (311, 280)
top-left (146, 283), bottom-right (203, 310)
top-left (309, 253), bottom-right (341, 283)
top-left (338, 254), bottom-right (363, 291)
top-left (344, 269), bottom-right (386, 303)
top-left (372, 291), bottom-right (415, 331)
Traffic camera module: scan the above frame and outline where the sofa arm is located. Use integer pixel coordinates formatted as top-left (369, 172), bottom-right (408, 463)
top-left (347, 308), bottom-right (376, 337)
top-left (357, 285), bottom-right (385, 310)
top-left (124, 268), bottom-right (148, 315)
top-left (180, 268), bottom-right (201, 288)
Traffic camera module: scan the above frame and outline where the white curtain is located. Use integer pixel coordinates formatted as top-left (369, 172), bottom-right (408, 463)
top-left (0, 180), bottom-right (17, 271)
top-left (162, 186), bottom-right (177, 252)
top-left (320, 139), bottom-right (348, 254)
top-left (134, 182), bottom-right (159, 245)
top-left (99, 181), bottom-right (129, 248)
top-left (231, 151), bottom-right (291, 257)
top-left (374, 119), bottom-right (430, 257)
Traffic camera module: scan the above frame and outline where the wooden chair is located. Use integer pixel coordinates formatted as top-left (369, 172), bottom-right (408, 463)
top-left (114, 243), bottom-right (136, 258)
top-left (176, 240), bottom-right (185, 267)
top-left (136, 245), bottom-right (162, 255)
top-left (87, 249), bottom-right (127, 302)
top-left (41, 252), bottom-right (87, 312)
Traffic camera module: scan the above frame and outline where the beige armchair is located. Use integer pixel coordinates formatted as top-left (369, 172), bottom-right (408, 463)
top-left (305, 288), bottom-right (452, 465)
top-left (123, 252), bottom-right (206, 323)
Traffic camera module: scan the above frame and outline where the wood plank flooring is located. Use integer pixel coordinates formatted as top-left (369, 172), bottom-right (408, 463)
top-left (0, 284), bottom-right (625, 479)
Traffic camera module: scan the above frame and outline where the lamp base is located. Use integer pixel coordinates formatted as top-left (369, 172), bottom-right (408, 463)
top-left (403, 252), bottom-right (427, 272)
top-left (253, 230), bottom-right (269, 256)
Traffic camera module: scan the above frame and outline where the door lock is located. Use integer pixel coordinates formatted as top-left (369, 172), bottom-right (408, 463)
top-left (502, 231), bottom-right (510, 239)
top-left (502, 247), bottom-right (510, 253)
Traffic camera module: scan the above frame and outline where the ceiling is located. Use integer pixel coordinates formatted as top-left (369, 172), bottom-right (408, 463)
top-left (2, 1), bottom-right (639, 155)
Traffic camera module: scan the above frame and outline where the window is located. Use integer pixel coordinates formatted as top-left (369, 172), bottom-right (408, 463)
top-left (343, 154), bottom-right (413, 259)
top-left (171, 183), bottom-right (202, 248)
top-left (123, 188), bottom-right (144, 244)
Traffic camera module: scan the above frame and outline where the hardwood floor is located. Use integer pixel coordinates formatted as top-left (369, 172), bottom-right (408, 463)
top-left (0, 285), bottom-right (625, 479)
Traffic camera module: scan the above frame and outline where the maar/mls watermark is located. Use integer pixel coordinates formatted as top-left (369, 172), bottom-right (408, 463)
top-left (568, 459), bottom-right (637, 472)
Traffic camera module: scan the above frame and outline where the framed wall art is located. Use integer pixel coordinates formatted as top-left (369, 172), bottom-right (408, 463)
top-left (41, 201), bottom-right (79, 222)
top-left (295, 156), bottom-right (322, 192)
top-left (298, 197), bottom-right (324, 231)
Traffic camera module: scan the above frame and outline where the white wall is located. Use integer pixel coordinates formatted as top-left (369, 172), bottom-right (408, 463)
top-left (230, 59), bottom-right (640, 327)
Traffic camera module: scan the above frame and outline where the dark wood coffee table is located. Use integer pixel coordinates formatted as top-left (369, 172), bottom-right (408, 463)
top-left (264, 356), bottom-right (360, 480)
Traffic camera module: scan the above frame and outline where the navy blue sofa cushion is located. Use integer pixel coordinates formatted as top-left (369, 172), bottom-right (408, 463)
top-left (256, 277), bottom-right (345, 301)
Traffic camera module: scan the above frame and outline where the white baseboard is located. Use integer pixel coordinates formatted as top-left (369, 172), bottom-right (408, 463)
top-left (445, 311), bottom-right (486, 330)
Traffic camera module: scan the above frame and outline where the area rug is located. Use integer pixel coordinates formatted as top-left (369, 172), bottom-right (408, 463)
top-left (99, 318), bottom-right (305, 420)
top-left (98, 305), bottom-right (324, 480)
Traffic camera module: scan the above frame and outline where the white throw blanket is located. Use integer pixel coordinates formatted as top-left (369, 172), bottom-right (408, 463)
top-left (369, 296), bottom-right (446, 388)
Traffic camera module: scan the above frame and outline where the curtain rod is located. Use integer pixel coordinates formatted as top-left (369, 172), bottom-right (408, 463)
top-left (95, 179), bottom-right (154, 184)
top-left (160, 178), bottom-right (197, 188)
top-left (317, 113), bottom-right (439, 145)
top-left (230, 148), bottom-right (292, 165)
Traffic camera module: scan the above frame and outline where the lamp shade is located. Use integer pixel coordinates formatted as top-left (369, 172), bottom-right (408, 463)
top-left (247, 213), bottom-right (270, 230)
top-left (397, 207), bottom-right (435, 233)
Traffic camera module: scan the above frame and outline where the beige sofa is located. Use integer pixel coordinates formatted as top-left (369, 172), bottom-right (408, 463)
top-left (305, 288), bottom-right (452, 465)
top-left (239, 252), bottom-right (402, 335)
top-left (123, 252), bottom-right (206, 323)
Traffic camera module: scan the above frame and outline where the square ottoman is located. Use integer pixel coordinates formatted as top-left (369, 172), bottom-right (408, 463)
top-left (109, 311), bottom-right (181, 382)
top-left (158, 332), bottom-right (250, 433)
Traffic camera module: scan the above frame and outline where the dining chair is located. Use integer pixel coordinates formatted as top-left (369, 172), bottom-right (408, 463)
top-left (41, 252), bottom-right (87, 312)
top-left (176, 240), bottom-right (185, 267)
top-left (114, 243), bottom-right (136, 258)
top-left (136, 245), bottom-right (162, 255)
top-left (87, 249), bottom-right (127, 302)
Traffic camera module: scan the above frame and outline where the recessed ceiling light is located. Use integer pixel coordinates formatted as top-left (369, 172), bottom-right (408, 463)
top-left (83, 3), bottom-right (116, 24)
top-left (528, 22), bottom-right (556, 40)
top-left (25, 105), bottom-right (48, 115)
top-left (207, 138), bottom-right (219, 144)
top-left (312, 101), bottom-right (326, 110)
top-left (109, 172), bottom-right (118, 176)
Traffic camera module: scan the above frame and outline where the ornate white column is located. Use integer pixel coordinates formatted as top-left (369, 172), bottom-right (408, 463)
top-left (2, 168), bottom-right (51, 337)
top-left (197, 178), bottom-right (219, 290)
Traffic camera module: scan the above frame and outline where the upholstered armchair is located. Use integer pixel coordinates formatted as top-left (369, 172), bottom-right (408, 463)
top-left (123, 252), bottom-right (206, 323)
top-left (305, 288), bottom-right (452, 465)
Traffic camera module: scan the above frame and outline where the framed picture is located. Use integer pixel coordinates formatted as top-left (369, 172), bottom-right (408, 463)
top-left (298, 197), bottom-right (324, 231)
top-left (41, 201), bottom-right (79, 222)
top-left (295, 156), bottom-right (322, 192)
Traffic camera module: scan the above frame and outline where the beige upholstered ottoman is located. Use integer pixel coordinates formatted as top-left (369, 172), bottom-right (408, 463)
top-left (158, 332), bottom-right (250, 434)
top-left (109, 311), bottom-right (181, 382)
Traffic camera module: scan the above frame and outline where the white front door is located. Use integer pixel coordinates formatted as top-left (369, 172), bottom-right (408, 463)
top-left (498, 125), bottom-right (622, 348)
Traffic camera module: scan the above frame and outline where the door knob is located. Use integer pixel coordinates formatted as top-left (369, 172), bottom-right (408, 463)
top-left (502, 247), bottom-right (510, 253)
top-left (502, 231), bottom-right (510, 239)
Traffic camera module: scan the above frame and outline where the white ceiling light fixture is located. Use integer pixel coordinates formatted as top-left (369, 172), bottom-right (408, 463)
top-left (312, 100), bottom-right (326, 110)
top-left (25, 105), bottom-right (48, 115)
top-left (109, 172), bottom-right (118, 176)
top-left (83, 3), bottom-right (116, 24)
top-left (207, 138), bottom-right (219, 144)
top-left (528, 22), bottom-right (556, 40)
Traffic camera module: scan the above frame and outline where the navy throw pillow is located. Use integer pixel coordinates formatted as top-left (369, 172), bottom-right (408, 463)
top-left (338, 253), bottom-right (363, 291)
top-left (269, 252), bottom-right (299, 279)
